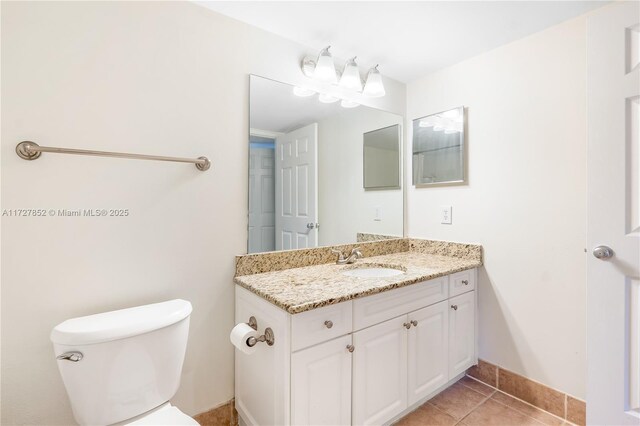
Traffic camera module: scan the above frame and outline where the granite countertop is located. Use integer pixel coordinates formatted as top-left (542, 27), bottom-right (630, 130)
top-left (234, 251), bottom-right (481, 314)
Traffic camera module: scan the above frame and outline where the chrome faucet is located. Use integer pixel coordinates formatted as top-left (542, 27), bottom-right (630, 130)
top-left (331, 247), bottom-right (363, 265)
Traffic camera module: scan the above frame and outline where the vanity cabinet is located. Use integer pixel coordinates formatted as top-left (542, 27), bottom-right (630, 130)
top-left (235, 268), bottom-right (477, 426)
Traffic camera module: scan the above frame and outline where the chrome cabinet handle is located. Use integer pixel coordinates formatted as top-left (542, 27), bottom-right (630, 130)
top-left (462, 280), bottom-right (469, 285)
top-left (411, 320), bottom-right (418, 327)
top-left (324, 320), bottom-right (333, 329)
top-left (346, 345), bottom-right (355, 353)
top-left (403, 322), bottom-right (412, 329)
top-left (56, 351), bottom-right (83, 362)
top-left (451, 305), bottom-right (458, 311)
top-left (593, 245), bottom-right (613, 260)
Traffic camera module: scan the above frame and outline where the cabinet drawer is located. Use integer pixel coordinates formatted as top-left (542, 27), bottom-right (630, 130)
top-left (292, 301), bottom-right (353, 351)
top-left (449, 269), bottom-right (475, 297)
top-left (353, 277), bottom-right (448, 331)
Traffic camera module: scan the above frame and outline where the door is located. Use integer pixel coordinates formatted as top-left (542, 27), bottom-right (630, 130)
top-left (448, 291), bottom-right (475, 379)
top-left (587, 2), bottom-right (640, 424)
top-left (275, 123), bottom-right (318, 250)
top-left (248, 144), bottom-right (275, 253)
top-left (352, 315), bottom-right (408, 425)
top-left (291, 335), bottom-right (352, 426)
top-left (408, 301), bottom-right (449, 405)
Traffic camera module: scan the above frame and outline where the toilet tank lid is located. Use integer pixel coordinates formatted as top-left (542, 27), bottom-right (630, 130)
top-left (50, 299), bottom-right (192, 345)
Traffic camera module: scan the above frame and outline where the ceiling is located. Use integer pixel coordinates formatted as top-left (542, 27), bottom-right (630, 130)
top-left (198, 1), bottom-right (608, 83)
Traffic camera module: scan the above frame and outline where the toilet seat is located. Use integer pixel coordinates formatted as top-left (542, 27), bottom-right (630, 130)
top-left (124, 403), bottom-right (199, 425)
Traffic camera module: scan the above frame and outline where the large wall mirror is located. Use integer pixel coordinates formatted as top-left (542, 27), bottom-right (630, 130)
top-left (248, 75), bottom-right (404, 254)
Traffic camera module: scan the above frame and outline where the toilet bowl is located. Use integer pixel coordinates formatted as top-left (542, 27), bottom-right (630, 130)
top-left (50, 299), bottom-right (198, 425)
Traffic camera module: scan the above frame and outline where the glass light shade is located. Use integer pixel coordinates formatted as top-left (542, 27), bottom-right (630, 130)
top-left (319, 93), bottom-right (339, 103)
top-left (340, 99), bottom-right (360, 108)
top-left (339, 57), bottom-right (362, 91)
top-left (293, 86), bottom-right (316, 97)
top-left (362, 65), bottom-right (385, 97)
top-left (314, 47), bottom-right (337, 83)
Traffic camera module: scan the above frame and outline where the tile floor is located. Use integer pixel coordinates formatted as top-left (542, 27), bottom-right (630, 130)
top-left (394, 376), bottom-right (574, 426)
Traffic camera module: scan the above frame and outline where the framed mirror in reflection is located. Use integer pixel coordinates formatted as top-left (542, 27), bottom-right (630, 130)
top-left (412, 106), bottom-right (466, 186)
top-left (248, 75), bottom-right (404, 254)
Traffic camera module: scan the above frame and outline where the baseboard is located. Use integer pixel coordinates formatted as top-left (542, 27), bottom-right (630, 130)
top-left (467, 359), bottom-right (586, 426)
top-left (194, 399), bottom-right (238, 426)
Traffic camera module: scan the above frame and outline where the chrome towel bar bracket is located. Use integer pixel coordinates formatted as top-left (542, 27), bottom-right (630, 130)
top-left (16, 141), bottom-right (211, 171)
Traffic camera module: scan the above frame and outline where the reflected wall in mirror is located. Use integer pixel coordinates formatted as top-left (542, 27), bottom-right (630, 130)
top-left (248, 75), bottom-right (404, 254)
top-left (412, 106), bottom-right (466, 186)
top-left (364, 125), bottom-right (401, 190)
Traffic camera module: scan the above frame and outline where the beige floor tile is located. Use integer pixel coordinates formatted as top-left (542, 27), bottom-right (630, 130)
top-left (428, 383), bottom-right (488, 420)
top-left (460, 376), bottom-right (497, 396)
top-left (467, 360), bottom-right (498, 387)
top-left (394, 403), bottom-right (457, 426)
top-left (461, 399), bottom-right (544, 426)
top-left (491, 392), bottom-right (564, 425)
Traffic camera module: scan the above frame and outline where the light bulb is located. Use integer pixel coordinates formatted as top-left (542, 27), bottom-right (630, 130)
top-left (319, 93), bottom-right (339, 103)
top-left (293, 86), bottom-right (316, 97)
top-left (314, 46), bottom-right (337, 83)
top-left (339, 57), bottom-right (362, 91)
top-left (340, 99), bottom-right (359, 108)
top-left (362, 65), bottom-right (385, 97)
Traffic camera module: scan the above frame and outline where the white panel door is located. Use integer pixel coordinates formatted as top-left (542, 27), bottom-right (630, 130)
top-left (587, 2), bottom-right (640, 424)
top-left (408, 301), bottom-right (449, 405)
top-left (275, 123), bottom-right (318, 250)
top-left (291, 335), bottom-right (352, 426)
top-left (353, 315), bottom-right (408, 426)
top-left (248, 145), bottom-right (275, 253)
top-left (448, 291), bottom-right (475, 379)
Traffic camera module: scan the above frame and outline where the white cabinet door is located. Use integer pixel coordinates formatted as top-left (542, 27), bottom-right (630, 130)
top-left (408, 301), bottom-right (449, 405)
top-left (353, 316), bottom-right (408, 426)
top-left (448, 291), bottom-right (476, 378)
top-left (291, 335), bottom-right (352, 426)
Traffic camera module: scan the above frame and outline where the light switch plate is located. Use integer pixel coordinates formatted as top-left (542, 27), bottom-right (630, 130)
top-left (441, 205), bottom-right (452, 224)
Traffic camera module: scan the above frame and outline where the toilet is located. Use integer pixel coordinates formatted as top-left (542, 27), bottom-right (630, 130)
top-left (50, 299), bottom-right (199, 426)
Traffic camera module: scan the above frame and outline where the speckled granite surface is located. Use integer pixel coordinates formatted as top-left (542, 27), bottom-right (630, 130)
top-left (356, 232), bottom-right (403, 242)
top-left (234, 251), bottom-right (481, 314)
top-left (409, 238), bottom-right (482, 262)
top-left (235, 238), bottom-right (408, 276)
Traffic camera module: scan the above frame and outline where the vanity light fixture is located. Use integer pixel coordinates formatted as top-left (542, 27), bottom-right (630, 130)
top-left (340, 99), bottom-right (360, 108)
top-left (339, 57), bottom-right (363, 92)
top-left (293, 86), bottom-right (316, 97)
top-left (363, 65), bottom-right (386, 97)
top-left (313, 46), bottom-right (338, 83)
top-left (318, 93), bottom-right (339, 103)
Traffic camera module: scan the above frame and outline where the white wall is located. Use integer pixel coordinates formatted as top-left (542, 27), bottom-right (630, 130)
top-left (0, 2), bottom-right (406, 424)
top-left (318, 107), bottom-right (403, 246)
top-left (406, 17), bottom-right (587, 398)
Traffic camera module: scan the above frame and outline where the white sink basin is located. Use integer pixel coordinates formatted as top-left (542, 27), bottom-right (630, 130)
top-left (341, 267), bottom-right (405, 278)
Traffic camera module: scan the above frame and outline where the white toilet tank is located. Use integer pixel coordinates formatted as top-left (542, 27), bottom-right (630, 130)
top-left (50, 299), bottom-right (193, 425)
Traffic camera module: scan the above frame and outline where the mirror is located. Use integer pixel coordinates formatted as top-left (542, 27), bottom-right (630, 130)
top-left (248, 75), bottom-right (404, 254)
top-left (363, 125), bottom-right (401, 190)
top-left (412, 106), bottom-right (466, 186)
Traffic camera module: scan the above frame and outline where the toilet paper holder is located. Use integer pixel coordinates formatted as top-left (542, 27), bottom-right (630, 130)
top-left (246, 316), bottom-right (275, 347)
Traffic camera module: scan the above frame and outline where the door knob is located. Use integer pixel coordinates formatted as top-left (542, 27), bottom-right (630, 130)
top-left (593, 245), bottom-right (614, 260)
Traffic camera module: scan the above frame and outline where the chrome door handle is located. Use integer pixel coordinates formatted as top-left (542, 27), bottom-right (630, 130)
top-left (593, 245), bottom-right (613, 260)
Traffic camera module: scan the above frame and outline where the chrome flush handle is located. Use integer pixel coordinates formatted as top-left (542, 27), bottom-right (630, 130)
top-left (56, 351), bottom-right (83, 362)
